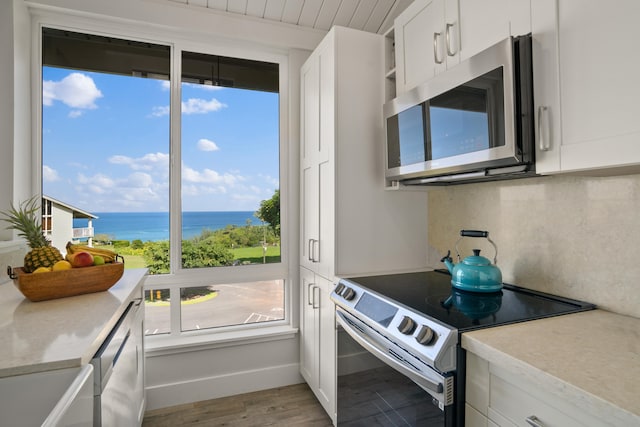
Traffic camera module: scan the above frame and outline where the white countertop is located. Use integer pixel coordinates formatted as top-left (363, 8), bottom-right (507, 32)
top-left (462, 309), bottom-right (640, 426)
top-left (0, 269), bottom-right (147, 378)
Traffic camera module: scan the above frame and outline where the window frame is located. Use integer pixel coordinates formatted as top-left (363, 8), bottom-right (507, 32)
top-left (33, 13), bottom-right (294, 344)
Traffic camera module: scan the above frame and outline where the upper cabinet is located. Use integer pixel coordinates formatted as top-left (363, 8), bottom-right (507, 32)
top-left (457, 0), bottom-right (530, 61)
top-left (300, 26), bottom-right (429, 281)
top-left (394, 0), bottom-right (459, 95)
top-left (533, 0), bottom-right (640, 175)
top-left (392, 0), bottom-right (531, 97)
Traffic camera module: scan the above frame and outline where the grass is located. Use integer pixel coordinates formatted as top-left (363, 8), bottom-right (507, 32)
top-left (95, 244), bottom-right (281, 269)
top-left (231, 245), bottom-right (281, 264)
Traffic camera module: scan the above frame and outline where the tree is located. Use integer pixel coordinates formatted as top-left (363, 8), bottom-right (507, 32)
top-left (256, 189), bottom-right (280, 236)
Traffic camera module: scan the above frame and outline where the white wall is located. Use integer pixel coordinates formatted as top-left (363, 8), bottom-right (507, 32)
top-left (0, 0), bottom-right (32, 242)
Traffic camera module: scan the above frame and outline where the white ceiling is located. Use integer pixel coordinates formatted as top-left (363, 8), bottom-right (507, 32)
top-left (165, 0), bottom-right (413, 34)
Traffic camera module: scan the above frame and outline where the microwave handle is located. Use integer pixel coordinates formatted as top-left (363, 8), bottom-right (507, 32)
top-left (538, 106), bottom-right (551, 151)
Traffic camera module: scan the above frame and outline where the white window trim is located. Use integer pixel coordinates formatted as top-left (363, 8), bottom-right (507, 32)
top-left (32, 7), bottom-right (296, 344)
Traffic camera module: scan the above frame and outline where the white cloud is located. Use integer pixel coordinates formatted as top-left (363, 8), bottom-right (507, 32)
top-left (109, 152), bottom-right (170, 172)
top-left (197, 138), bottom-right (220, 152)
top-left (149, 97), bottom-right (226, 117)
top-left (68, 110), bottom-right (83, 118)
top-left (182, 98), bottom-right (226, 114)
top-left (43, 73), bottom-right (102, 109)
top-left (182, 166), bottom-right (239, 185)
top-left (42, 165), bottom-right (60, 182)
top-left (160, 81), bottom-right (170, 91)
top-left (150, 106), bottom-right (170, 117)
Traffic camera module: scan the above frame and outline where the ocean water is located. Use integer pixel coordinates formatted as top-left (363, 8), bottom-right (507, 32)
top-left (74, 211), bottom-right (260, 242)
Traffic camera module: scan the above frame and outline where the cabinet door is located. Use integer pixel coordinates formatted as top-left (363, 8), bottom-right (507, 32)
top-left (299, 267), bottom-right (318, 388)
top-left (458, 0), bottom-right (530, 60)
top-left (315, 275), bottom-right (336, 421)
top-left (534, 0), bottom-right (640, 174)
top-left (300, 55), bottom-right (320, 271)
top-left (395, 0), bottom-right (447, 93)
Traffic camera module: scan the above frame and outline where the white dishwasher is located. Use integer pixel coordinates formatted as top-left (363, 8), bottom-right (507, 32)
top-left (91, 297), bottom-right (145, 426)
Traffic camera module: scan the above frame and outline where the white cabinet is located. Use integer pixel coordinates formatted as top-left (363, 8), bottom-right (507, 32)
top-left (299, 267), bottom-right (336, 424)
top-left (465, 351), bottom-right (610, 427)
top-left (533, 0), bottom-right (640, 175)
top-left (394, 0), bottom-right (459, 94)
top-left (392, 0), bottom-right (530, 95)
top-left (458, 0), bottom-right (530, 61)
top-left (300, 25), bottom-right (429, 281)
top-left (0, 366), bottom-right (94, 427)
top-left (299, 26), bottom-right (429, 424)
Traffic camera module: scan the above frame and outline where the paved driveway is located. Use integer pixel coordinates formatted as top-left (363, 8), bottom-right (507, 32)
top-left (144, 280), bottom-right (284, 335)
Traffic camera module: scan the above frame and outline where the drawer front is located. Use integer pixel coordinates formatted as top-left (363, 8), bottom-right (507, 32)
top-left (489, 373), bottom-right (608, 427)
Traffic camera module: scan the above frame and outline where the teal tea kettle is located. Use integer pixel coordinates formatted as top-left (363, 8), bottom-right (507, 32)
top-left (441, 230), bottom-right (503, 292)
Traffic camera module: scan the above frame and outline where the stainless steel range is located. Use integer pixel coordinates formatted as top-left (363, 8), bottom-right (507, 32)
top-left (331, 270), bottom-right (595, 427)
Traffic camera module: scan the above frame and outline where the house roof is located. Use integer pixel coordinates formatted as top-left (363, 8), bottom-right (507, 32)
top-left (43, 195), bottom-right (98, 219)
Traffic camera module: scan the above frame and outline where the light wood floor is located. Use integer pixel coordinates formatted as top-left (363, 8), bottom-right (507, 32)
top-left (142, 383), bottom-right (334, 426)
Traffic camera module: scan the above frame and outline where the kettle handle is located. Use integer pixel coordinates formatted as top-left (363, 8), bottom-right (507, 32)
top-left (460, 230), bottom-right (488, 238)
top-left (455, 230), bottom-right (498, 264)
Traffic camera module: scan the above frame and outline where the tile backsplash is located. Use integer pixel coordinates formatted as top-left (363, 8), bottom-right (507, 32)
top-left (427, 173), bottom-right (640, 318)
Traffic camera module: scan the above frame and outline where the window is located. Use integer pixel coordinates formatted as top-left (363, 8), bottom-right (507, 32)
top-left (40, 26), bottom-right (287, 339)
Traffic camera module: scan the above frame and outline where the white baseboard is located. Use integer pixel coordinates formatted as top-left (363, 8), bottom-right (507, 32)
top-left (145, 363), bottom-right (304, 411)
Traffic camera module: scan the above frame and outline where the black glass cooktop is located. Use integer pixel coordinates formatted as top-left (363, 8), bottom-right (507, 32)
top-left (344, 270), bottom-right (595, 331)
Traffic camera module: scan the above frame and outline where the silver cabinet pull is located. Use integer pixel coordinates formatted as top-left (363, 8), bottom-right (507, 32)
top-left (538, 106), bottom-right (550, 151)
top-left (312, 239), bottom-right (320, 263)
top-left (307, 239), bottom-right (314, 261)
top-left (433, 32), bottom-right (443, 64)
top-left (525, 415), bottom-right (544, 427)
top-left (312, 286), bottom-right (320, 309)
top-left (307, 283), bottom-right (315, 306)
top-left (445, 23), bottom-right (457, 56)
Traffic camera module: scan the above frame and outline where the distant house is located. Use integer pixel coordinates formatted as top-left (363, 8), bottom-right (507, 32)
top-left (42, 195), bottom-right (97, 253)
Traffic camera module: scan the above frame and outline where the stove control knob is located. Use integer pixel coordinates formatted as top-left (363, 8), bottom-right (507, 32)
top-left (342, 287), bottom-right (356, 301)
top-left (416, 325), bottom-right (437, 345)
top-left (334, 283), bottom-right (346, 295)
top-left (398, 316), bottom-right (417, 335)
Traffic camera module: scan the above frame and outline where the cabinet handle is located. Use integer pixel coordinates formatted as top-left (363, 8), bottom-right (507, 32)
top-left (445, 23), bottom-right (457, 56)
top-left (312, 286), bottom-right (320, 309)
top-left (307, 283), bottom-right (315, 306)
top-left (525, 415), bottom-right (544, 427)
top-left (307, 239), bottom-right (314, 261)
top-left (538, 106), bottom-right (551, 151)
top-left (433, 32), bottom-right (443, 64)
top-left (313, 239), bottom-right (320, 263)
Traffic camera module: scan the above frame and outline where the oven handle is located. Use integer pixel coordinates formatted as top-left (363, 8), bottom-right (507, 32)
top-left (336, 308), bottom-right (445, 396)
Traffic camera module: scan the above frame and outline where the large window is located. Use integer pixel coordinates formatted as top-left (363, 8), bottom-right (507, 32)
top-left (41, 26), bottom-right (286, 338)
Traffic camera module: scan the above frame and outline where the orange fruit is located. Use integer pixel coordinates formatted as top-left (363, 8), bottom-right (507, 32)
top-left (52, 260), bottom-right (73, 271)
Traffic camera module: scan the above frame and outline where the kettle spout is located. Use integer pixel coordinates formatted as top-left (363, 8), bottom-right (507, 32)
top-left (440, 250), bottom-right (455, 274)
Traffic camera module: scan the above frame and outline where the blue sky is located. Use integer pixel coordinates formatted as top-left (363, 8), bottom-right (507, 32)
top-left (42, 67), bottom-right (279, 213)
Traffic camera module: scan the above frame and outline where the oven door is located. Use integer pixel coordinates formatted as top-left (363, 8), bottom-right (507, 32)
top-left (336, 308), bottom-right (454, 426)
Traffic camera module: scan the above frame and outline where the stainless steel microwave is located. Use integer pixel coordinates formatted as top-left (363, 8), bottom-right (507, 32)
top-left (384, 34), bottom-right (535, 185)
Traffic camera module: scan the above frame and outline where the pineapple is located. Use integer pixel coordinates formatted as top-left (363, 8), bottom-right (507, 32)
top-left (1, 196), bottom-right (63, 273)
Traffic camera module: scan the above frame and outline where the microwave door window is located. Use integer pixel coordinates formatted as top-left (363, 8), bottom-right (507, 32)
top-left (428, 68), bottom-right (505, 160)
top-left (387, 103), bottom-right (427, 169)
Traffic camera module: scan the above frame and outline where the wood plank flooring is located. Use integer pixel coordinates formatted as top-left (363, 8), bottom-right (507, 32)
top-left (142, 383), bottom-right (333, 426)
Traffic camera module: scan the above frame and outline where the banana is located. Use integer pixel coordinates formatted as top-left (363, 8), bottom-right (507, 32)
top-left (66, 242), bottom-right (119, 263)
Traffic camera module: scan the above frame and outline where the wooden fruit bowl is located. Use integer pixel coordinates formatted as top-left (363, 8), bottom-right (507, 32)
top-left (8, 262), bottom-right (125, 302)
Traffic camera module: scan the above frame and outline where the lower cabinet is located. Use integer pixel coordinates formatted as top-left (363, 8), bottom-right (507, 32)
top-left (299, 266), bottom-right (336, 425)
top-left (0, 366), bottom-right (94, 427)
top-left (466, 352), bottom-right (610, 427)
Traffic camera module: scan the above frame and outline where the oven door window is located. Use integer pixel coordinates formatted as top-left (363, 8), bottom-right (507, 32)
top-left (428, 67), bottom-right (505, 160)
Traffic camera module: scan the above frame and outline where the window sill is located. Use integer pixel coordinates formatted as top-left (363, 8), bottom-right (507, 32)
top-left (144, 324), bottom-right (298, 357)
